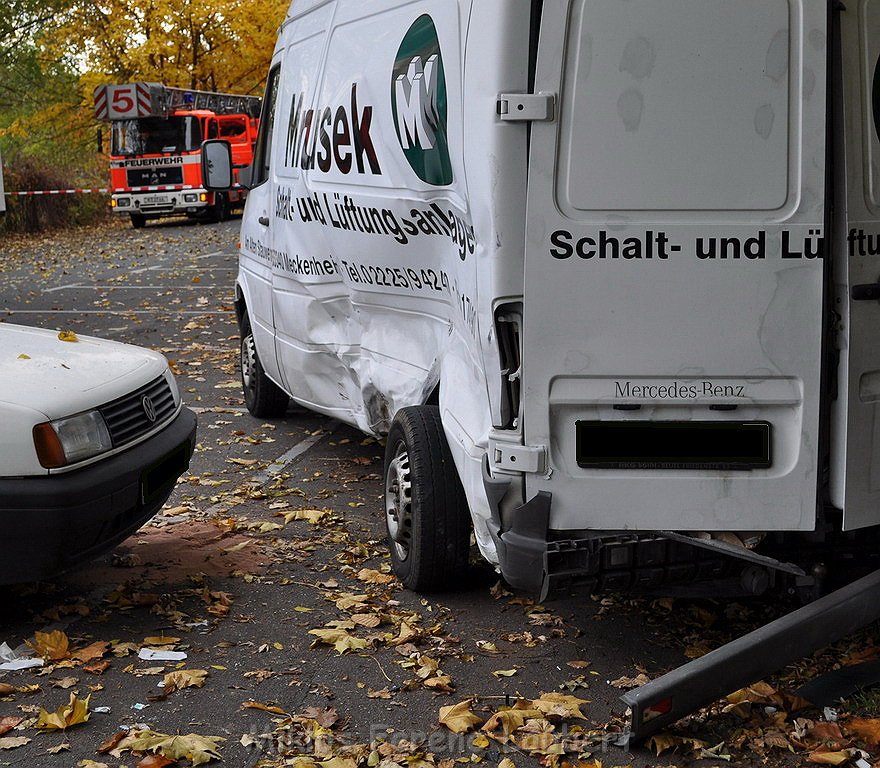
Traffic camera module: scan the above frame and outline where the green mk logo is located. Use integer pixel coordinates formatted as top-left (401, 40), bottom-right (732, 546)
top-left (392, 15), bottom-right (453, 186)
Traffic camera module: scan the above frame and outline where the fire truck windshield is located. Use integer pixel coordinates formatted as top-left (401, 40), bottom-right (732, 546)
top-left (111, 116), bottom-right (203, 156)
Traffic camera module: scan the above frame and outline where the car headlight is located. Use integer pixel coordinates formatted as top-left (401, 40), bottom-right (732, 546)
top-left (33, 410), bottom-right (113, 468)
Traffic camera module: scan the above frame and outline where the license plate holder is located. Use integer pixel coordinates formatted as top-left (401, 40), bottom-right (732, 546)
top-left (575, 420), bottom-right (772, 470)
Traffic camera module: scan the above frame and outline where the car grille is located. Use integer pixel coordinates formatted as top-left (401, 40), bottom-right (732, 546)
top-left (99, 375), bottom-right (177, 448)
top-left (126, 167), bottom-right (184, 186)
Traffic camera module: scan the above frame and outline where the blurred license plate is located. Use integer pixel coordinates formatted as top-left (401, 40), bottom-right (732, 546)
top-left (575, 420), bottom-right (772, 470)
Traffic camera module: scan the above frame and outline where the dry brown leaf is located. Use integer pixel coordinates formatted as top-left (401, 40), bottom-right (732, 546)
top-left (0, 736), bottom-right (30, 749)
top-left (97, 731), bottom-right (126, 753)
top-left (439, 700), bottom-right (483, 734)
top-left (162, 669), bottom-right (208, 695)
top-left (0, 716), bottom-right (23, 736)
top-left (137, 755), bottom-right (176, 768)
top-left (357, 568), bottom-right (395, 584)
top-left (807, 749), bottom-right (852, 765)
top-left (531, 693), bottom-right (590, 720)
top-left (241, 701), bottom-right (290, 716)
top-left (71, 641), bottom-right (110, 663)
top-left (117, 729), bottom-right (224, 765)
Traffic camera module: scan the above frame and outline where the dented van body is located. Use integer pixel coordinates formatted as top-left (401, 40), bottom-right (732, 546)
top-left (219, 0), bottom-right (880, 597)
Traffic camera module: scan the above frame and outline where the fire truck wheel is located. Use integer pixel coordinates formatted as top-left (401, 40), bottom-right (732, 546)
top-left (383, 405), bottom-right (471, 592)
top-left (130, 214), bottom-right (146, 229)
top-left (212, 193), bottom-right (230, 222)
top-left (240, 313), bottom-right (289, 418)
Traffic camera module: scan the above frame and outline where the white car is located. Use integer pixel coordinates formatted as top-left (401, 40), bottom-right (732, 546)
top-left (0, 323), bottom-right (196, 583)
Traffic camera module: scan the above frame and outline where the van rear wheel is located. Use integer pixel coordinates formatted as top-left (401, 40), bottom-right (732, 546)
top-left (240, 314), bottom-right (289, 418)
top-left (384, 406), bottom-right (471, 591)
top-left (130, 213), bottom-right (146, 229)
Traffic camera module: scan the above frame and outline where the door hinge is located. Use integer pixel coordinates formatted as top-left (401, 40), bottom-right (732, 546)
top-left (490, 438), bottom-right (547, 473)
top-left (497, 92), bottom-right (556, 122)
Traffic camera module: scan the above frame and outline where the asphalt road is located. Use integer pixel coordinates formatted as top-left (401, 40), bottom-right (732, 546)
top-left (0, 215), bottom-right (868, 768)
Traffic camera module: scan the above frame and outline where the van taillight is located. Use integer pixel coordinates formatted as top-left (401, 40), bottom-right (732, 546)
top-left (494, 303), bottom-right (522, 429)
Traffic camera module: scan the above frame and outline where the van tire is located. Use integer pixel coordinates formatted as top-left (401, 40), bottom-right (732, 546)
top-left (240, 314), bottom-right (289, 418)
top-left (384, 405), bottom-right (471, 591)
top-left (130, 213), bottom-right (146, 229)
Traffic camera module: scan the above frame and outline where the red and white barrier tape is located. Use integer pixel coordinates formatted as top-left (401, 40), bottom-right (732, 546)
top-left (4, 188), bottom-right (110, 196)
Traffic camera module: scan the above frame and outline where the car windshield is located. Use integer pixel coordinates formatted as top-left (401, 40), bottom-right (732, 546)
top-left (111, 116), bottom-right (203, 156)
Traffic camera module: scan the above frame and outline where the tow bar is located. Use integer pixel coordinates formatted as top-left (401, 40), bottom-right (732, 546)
top-left (622, 567), bottom-right (880, 740)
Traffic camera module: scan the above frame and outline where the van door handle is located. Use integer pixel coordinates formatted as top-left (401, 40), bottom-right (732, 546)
top-left (258, 216), bottom-right (270, 227)
top-left (852, 282), bottom-right (880, 301)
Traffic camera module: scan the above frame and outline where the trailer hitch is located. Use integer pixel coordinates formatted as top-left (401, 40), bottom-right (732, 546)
top-left (621, 567), bottom-right (880, 740)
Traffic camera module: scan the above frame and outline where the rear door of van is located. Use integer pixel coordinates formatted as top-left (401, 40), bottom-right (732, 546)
top-left (523, 0), bottom-right (828, 533)
top-left (830, 0), bottom-right (880, 529)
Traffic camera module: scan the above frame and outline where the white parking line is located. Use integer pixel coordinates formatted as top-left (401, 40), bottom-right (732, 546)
top-left (4, 309), bottom-right (233, 315)
top-left (44, 285), bottom-right (228, 291)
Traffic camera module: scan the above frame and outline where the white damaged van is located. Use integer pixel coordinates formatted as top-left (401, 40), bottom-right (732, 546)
top-left (204, 0), bottom-right (880, 598)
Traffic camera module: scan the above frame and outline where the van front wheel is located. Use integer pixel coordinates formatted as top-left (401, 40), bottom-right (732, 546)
top-left (384, 406), bottom-right (471, 591)
top-left (240, 315), bottom-right (289, 418)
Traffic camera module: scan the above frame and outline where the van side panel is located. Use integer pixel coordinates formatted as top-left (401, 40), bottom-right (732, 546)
top-left (521, 0), bottom-right (827, 532)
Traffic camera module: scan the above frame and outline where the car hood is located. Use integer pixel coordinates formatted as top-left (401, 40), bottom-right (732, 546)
top-left (0, 323), bottom-right (168, 420)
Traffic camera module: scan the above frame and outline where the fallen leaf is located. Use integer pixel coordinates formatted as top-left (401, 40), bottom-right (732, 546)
top-left (17, 353), bottom-right (30, 359)
top-left (72, 641), bottom-right (110, 663)
top-left (57, 330), bottom-right (78, 342)
top-left (609, 673), bottom-right (650, 690)
top-left (492, 669), bottom-right (518, 678)
top-left (30, 629), bottom-right (71, 661)
top-left (439, 700), bottom-right (483, 734)
top-left (807, 749), bottom-right (851, 765)
top-left (137, 755), bottom-right (176, 768)
top-left (357, 568), bottom-right (395, 584)
top-left (0, 736), bottom-right (30, 749)
top-left (566, 660), bottom-right (591, 669)
top-left (531, 693), bottom-right (590, 720)
top-left (117, 729), bottom-right (224, 766)
top-left (845, 717), bottom-right (880, 746)
top-left (51, 677), bottom-right (78, 689)
top-left (162, 669), bottom-right (207, 695)
top-left (47, 741), bottom-right (70, 754)
top-left (36, 693), bottom-right (90, 731)
top-left (308, 628), bottom-right (368, 655)
top-left (142, 636), bottom-right (180, 647)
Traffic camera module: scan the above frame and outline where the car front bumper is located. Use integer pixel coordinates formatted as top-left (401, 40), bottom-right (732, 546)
top-left (0, 407), bottom-right (197, 583)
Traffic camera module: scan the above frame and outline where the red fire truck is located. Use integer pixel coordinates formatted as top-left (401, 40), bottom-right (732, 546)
top-left (94, 82), bottom-right (261, 228)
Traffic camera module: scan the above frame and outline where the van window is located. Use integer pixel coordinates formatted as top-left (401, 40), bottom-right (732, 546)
top-left (557, 0), bottom-right (792, 213)
top-left (252, 65), bottom-right (281, 187)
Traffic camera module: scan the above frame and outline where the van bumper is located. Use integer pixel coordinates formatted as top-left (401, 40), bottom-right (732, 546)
top-left (0, 408), bottom-right (197, 584)
top-left (490, 488), bottom-right (729, 600)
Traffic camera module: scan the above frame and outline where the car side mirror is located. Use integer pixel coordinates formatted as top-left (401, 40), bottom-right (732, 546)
top-left (201, 140), bottom-right (233, 190)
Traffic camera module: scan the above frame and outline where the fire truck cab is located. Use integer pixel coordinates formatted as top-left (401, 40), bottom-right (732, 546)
top-left (95, 83), bottom-right (260, 228)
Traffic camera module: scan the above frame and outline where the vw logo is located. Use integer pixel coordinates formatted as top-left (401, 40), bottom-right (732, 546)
top-left (142, 395), bottom-right (157, 423)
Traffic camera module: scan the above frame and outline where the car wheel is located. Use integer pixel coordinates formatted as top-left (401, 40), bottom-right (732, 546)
top-left (240, 314), bottom-right (289, 418)
top-left (384, 405), bottom-right (471, 591)
top-left (130, 213), bottom-right (146, 229)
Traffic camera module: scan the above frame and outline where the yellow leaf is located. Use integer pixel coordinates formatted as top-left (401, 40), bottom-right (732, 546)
top-left (492, 669), bottom-right (518, 678)
top-left (357, 568), bottom-right (396, 584)
top-left (36, 693), bottom-right (91, 731)
top-left (846, 717), bottom-right (880, 746)
top-left (308, 628), bottom-right (368, 655)
top-left (281, 508), bottom-right (330, 524)
top-left (439, 700), bottom-right (483, 734)
top-left (498, 759), bottom-right (516, 768)
top-left (57, 330), bottom-right (78, 342)
top-left (531, 692), bottom-right (590, 720)
top-left (472, 734), bottom-right (490, 749)
top-left (30, 630), bottom-right (71, 661)
top-left (17, 354), bottom-right (30, 360)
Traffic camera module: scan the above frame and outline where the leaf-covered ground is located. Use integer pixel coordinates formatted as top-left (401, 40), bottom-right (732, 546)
top-left (0, 218), bottom-right (879, 768)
